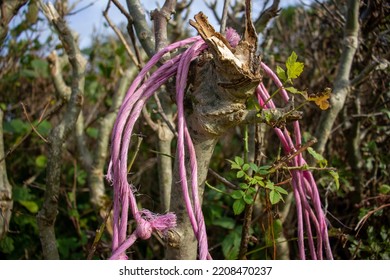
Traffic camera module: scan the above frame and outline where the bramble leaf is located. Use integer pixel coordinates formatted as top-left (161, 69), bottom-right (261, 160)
top-left (231, 190), bottom-right (244, 199)
top-left (286, 51), bottom-right (304, 81)
top-left (265, 180), bottom-right (275, 190)
top-left (276, 65), bottom-right (287, 82)
top-left (275, 186), bottom-right (288, 195)
top-left (329, 170), bottom-right (340, 190)
top-left (249, 163), bottom-right (258, 173)
top-left (235, 156), bottom-right (244, 167)
top-left (285, 86), bottom-right (303, 95)
top-left (237, 170), bottom-right (245, 178)
top-left (307, 147), bottom-right (328, 168)
top-left (242, 163), bottom-right (250, 171)
top-left (269, 190), bottom-right (282, 204)
top-left (243, 194), bottom-right (254, 204)
top-left (233, 199), bottom-right (246, 215)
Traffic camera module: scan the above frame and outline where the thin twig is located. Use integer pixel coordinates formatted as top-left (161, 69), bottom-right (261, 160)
top-left (21, 102), bottom-right (49, 143)
top-left (104, 0), bottom-right (140, 68)
top-left (142, 106), bottom-right (159, 131)
top-left (87, 203), bottom-right (113, 260)
top-left (220, 0), bottom-right (230, 34)
top-left (111, 0), bottom-right (132, 20)
top-left (355, 203), bottom-right (390, 236)
top-left (0, 99), bottom-right (63, 163)
top-left (153, 94), bottom-right (178, 137)
top-left (270, 138), bottom-right (318, 172)
top-left (254, 0), bottom-right (280, 33)
top-left (208, 168), bottom-right (239, 190)
top-left (127, 135), bottom-right (143, 173)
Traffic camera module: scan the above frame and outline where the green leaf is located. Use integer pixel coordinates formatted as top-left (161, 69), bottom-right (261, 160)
top-left (0, 236), bottom-right (15, 254)
top-left (276, 65), bottom-right (287, 82)
top-left (237, 170), bottom-right (245, 178)
top-left (259, 165), bottom-right (272, 170)
top-left (233, 199), bottom-right (246, 215)
top-left (31, 59), bottom-right (48, 77)
top-left (274, 186), bottom-right (288, 195)
top-left (379, 184), bottom-right (390, 194)
top-left (250, 176), bottom-right (264, 187)
top-left (13, 186), bottom-right (33, 201)
top-left (68, 208), bottom-right (80, 218)
top-left (265, 180), bottom-right (275, 190)
top-left (243, 194), bottom-right (254, 204)
top-left (212, 217), bottom-right (236, 229)
top-left (286, 51), bottom-right (304, 81)
top-left (239, 182), bottom-right (249, 190)
top-left (254, 175), bottom-right (264, 183)
top-left (249, 163), bottom-right (258, 173)
top-left (35, 155), bottom-right (47, 168)
top-left (3, 118), bottom-right (29, 134)
top-left (231, 190), bottom-right (244, 199)
top-left (329, 170), bottom-right (340, 190)
top-left (34, 120), bottom-right (52, 136)
top-left (269, 190), bottom-right (282, 204)
top-left (247, 187), bottom-right (257, 196)
top-left (242, 163), bottom-right (250, 171)
top-left (86, 127), bottom-right (98, 139)
top-left (228, 159), bottom-right (241, 170)
top-left (77, 170), bottom-right (87, 185)
top-left (257, 165), bottom-right (271, 175)
top-left (18, 200), bottom-right (39, 213)
top-left (234, 156), bottom-right (244, 167)
top-left (285, 86), bottom-right (302, 94)
top-left (221, 229), bottom-right (241, 259)
top-left (264, 111), bottom-right (273, 123)
top-left (307, 147), bottom-right (328, 167)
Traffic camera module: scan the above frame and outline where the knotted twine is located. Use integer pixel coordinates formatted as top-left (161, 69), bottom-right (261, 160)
top-left (107, 28), bottom-right (332, 260)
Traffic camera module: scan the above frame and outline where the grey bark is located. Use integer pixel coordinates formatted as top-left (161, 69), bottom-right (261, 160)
top-left (36, 1), bottom-right (87, 259)
top-left (126, 0), bottom-right (155, 57)
top-left (0, 109), bottom-right (13, 240)
top-left (166, 137), bottom-right (218, 259)
top-left (0, 0), bottom-right (29, 47)
top-left (74, 68), bottom-right (134, 211)
top-left (314, 0), bottom-right (360, 155)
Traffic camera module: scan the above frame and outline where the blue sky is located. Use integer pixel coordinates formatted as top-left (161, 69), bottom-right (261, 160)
top-left (64, 0), bottom-right (313, 49)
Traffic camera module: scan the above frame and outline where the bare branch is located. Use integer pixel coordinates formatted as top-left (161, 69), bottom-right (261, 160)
top-left (103, 0), bottom-right (140, 68)
top-left (0, 0), bottom-right (29, 47)
top-left (37, 0), bottom-right (87, 259)
top-left (47, 51), bottom-right (71, 100)
top-left (0, 109), bottom-right (13, 240)
top-left (21, 102), bottom-right (49, 143)
top-left (254, 0), bottom-right (280, 33)
top-left (220, 0), bottom-right (230, 34)
top-left (151, 0), bottom-right (176, 55)
top-left (126, 0), bottom-right (155, 57)
top-left (314, 0), bottom-right (360, 155)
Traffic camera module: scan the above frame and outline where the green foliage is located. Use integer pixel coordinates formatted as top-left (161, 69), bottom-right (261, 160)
top-left (227, 156), bottom-right (288, 215)
top-left (221, 226), bottom-right (243, 259)
top-left (276, 51), bottom-right (304, 85)
top-left (349, 225), bottom-right (390, 260)
top-left (307, 147), bottom-right (340, 190)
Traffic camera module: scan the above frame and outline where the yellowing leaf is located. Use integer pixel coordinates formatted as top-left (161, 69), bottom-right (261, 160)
top-left (306, 87), bottom-right (332, 110)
